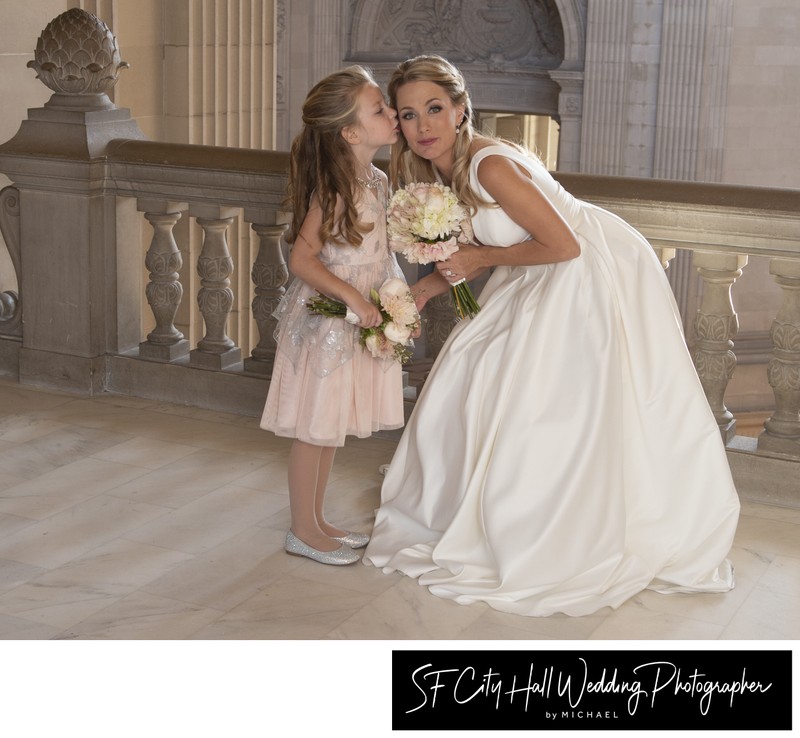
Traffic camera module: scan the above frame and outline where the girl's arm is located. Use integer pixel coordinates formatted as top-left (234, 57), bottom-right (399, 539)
top-left (290, 195), bottom-right (383, 328)
top-left (437, 154), bottom-right (581, 281)
top-left (409, 271), bottom-right (451, 313)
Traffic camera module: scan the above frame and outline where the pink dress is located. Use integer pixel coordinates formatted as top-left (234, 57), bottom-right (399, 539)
top-left (260, 187), bottom-right (406, 447)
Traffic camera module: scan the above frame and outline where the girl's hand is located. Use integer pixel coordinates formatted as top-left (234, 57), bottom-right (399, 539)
top-left (411, 285), bottom-right (429, 313)
top-left (410, 272), bottom-right (451, 311)
top-left (349, 296), bottom-right (383, 328)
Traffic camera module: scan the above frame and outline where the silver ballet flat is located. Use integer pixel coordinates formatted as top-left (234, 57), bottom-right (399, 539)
top-left (332, 531), bottom-right (370, 549)
top-left (284, 531), bottom-right (360, 565)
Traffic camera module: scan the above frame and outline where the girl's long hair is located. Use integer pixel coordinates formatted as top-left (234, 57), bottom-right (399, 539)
top-left (387, 55), bottom-right (491, 214)
top-left (286, 66), bottom-right (375, 247)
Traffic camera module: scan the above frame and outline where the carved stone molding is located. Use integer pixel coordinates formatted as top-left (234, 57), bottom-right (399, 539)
top-left (347, 0), bottom-right (565, 115)
top-left (350, 0), bottom-right (563, 67)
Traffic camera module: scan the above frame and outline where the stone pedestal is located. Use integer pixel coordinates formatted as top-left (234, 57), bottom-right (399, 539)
top-left (0, 8), bottom-right (146, 393)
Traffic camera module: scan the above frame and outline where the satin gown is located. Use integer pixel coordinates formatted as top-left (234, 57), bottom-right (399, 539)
top-left (363, 144), bottom-right (740, 617)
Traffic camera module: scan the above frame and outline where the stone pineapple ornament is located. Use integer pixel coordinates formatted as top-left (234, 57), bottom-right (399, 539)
top-left (27, 8), bottom-right (129, 104)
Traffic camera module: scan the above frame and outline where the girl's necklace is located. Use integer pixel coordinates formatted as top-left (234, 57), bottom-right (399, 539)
top-left (356, 165), bottom-right (381, 190)
top-left (356, 165), bottom-right (387, 209)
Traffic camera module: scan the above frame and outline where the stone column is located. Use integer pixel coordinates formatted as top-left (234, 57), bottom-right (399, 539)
top-left (548, 69), bottom-right (584, 174)
top-left (691, 251), bottom-right (747, 442)
top-left (759, 258), bottom-right (800, 455)
top-left (653, 1), bottom-right (734, 335)
top-left (276, 0), bottom-right (346, 150)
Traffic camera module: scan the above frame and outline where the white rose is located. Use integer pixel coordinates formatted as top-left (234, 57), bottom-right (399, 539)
top-left (378, 278), bottom-right (409, 300)
top-left (383, 321), bottom-right (412, 344)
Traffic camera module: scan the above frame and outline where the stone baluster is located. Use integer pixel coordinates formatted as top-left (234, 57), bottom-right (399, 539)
top-left (189, 207), bottom-right (242, 370)
top-left (690, 251), bottom-right (748, 442)
top-left (138, 201), bottom-right (190, 361)
top-left (244, 221), bottom-right (289, 375)
top-left (759, 258), bottom-right (800, 455)
top-left (424, 292), bottom-right (459, 360)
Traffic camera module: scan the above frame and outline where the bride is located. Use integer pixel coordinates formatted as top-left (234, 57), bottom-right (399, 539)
top-left (362, 55), bottom-right (740, 617)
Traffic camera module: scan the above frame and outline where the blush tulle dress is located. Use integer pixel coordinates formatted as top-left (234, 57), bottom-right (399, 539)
top-left (363, 144), bottom-right (740, 617)
top-left (260, 187), bottom-right (406, 447)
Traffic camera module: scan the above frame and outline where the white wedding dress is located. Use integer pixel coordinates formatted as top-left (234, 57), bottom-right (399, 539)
top-left (363, 144), bottom-right (740, 617)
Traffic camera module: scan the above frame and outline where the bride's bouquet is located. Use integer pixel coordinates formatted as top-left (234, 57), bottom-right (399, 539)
top-left (306, 277), bottom-right (419, 364)
top-left (387, 182), bottom-right (480, 319)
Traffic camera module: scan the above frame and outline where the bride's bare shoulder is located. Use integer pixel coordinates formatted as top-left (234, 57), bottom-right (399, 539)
top-left (469, 137), bottom-right (503, 157)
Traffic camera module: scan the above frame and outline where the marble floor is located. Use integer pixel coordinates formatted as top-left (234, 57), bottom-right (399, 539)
top-left (2, 377), bottom-right (798, 735)
top-left (0, 377), bottom-right (798, 642)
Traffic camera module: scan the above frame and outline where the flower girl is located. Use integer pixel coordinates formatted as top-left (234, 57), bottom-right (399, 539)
top-left (260, 66), bottom-right (408, 565)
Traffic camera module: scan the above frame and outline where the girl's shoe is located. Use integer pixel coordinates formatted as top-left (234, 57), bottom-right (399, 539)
top-left (285, 531), bottom-right (359, 565)
top-left (332, 531), bottom-right (370, 549)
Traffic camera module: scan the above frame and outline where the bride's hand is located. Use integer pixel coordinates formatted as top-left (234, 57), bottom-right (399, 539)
top-left (437, 242), bottom-right (484, 283)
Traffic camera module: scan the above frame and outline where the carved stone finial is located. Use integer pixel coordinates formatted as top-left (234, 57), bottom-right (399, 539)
top-left (27, 8), bottom-right (129, 107)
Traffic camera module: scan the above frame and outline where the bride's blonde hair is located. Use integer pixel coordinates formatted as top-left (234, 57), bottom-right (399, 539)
top-left (388, 55), bottom-right (492, 213)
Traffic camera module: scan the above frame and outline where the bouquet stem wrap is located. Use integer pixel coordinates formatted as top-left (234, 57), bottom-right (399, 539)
top-left (449, 277), bottom-right (481, 319)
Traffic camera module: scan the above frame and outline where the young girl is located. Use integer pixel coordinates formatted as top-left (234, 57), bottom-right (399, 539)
top-left (260, 66), bottom-right (404, 565)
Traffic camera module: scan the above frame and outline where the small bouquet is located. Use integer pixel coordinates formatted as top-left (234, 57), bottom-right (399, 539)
top-left (387, 182), bottom-right (480, 319)
top-left (306, 277), bottom-right (419, 364)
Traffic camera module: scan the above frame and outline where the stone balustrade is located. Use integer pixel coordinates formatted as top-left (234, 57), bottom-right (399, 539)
top-left (106, 140), bottom-right (291, 380)
top-left (8, 137), bottom-right (800, 455)
top-left (2, 136), bottom-right (800, 505)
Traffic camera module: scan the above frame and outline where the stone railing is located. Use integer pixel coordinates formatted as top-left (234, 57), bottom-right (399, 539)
top-left (0, 8), bottom-right (798, 507)
top-left (4, 136), bottom-right (800, 447)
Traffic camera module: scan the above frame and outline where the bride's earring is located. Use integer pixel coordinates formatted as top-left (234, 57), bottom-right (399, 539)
top-left (456, 113), bottom-right (465, 134)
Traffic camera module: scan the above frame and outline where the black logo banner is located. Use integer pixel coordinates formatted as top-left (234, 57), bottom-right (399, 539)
top-left (392, 649), bottom-right (792, 731)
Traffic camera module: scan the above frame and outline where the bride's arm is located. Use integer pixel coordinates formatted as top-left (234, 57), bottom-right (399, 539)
top-left (437, 155), bottom-right (580, 281)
